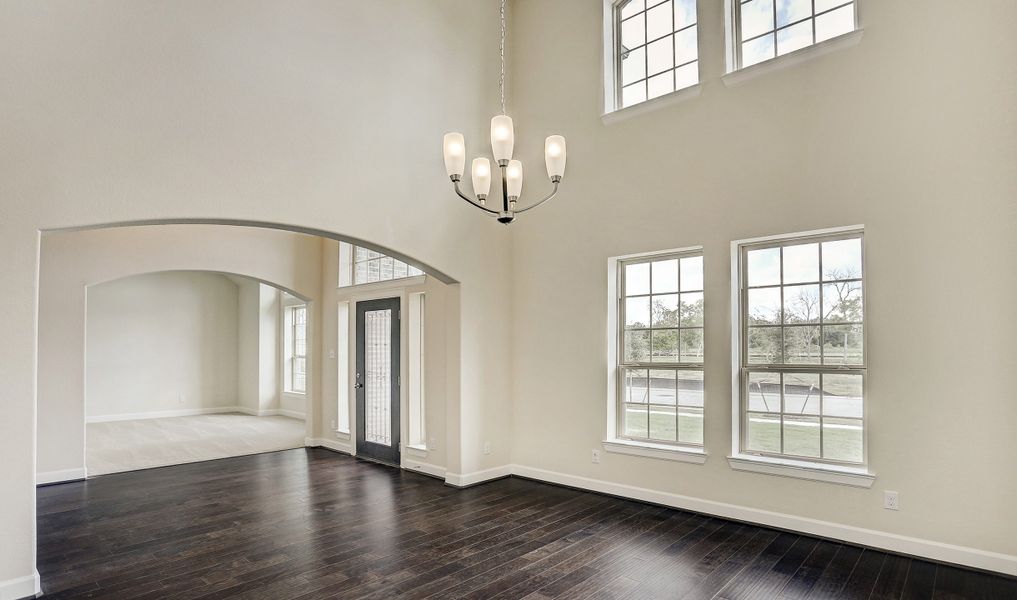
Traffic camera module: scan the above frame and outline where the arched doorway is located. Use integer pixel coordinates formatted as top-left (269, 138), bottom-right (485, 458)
top-left (36, 222), bottom-right (460, 484)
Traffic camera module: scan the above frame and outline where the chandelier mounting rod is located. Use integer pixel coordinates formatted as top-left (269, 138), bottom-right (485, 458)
top-left (500, 0), bottom-right (506, 115)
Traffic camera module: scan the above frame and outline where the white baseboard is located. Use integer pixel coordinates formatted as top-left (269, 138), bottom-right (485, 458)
top-left (277, 408), bottom-right (306, 420)
top-left (37, 467), bottom-right (87, 486)
top-left (444, 465), bottom-right (512, 488)
top-left (403, 459), bottom-right (446, 479)
top-left (305, 437), bottom-right (353, 455)
top-left (511, 463), bottom-right (1017, 577)
top-left (0, 569), bottom-right (39, 600)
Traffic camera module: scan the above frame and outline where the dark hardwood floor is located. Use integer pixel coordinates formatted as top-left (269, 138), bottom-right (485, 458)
top-left (37, 448), bottom-right (1015, 599)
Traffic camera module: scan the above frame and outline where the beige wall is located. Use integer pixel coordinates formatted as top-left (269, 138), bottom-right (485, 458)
top-left (236, 278), bottom-right (263, 414)
top-left (1, 0), bottom-right (510, 585)
top-left (86, 271), bottom-right (241, 419)
top-left (508, 0), bottom-right (1016, 564)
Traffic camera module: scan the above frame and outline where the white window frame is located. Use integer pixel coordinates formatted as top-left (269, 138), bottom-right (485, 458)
top-left (723, 0), bottom-right (863, 86)
top-left (604, 246), bottom-right (707, 464)
top-left (285, 304), bottom-right (307, 395)
top-left (407, 292), bottom-right (426, 450)
top-left (729, 225), bottom-right (874, 487)
top-left (602, 0), bottom-right (702, 120)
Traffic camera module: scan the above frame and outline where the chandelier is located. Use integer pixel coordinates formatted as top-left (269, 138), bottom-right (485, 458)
top-left (441, 0), bottom-right (567, 225)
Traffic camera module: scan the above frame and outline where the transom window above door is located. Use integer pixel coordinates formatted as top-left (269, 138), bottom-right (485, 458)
top-left (338, 241), bottom-right (423, 287)
top-left (613, 0), bottom-right (699, 109)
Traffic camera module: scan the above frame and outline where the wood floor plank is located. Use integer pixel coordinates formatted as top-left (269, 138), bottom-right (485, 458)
top-left (869, 553), bottom-right (912, 600)
top-left (776, 540), bottom-right (840, 599)
top-left (839, 549), bottom-right (887, 599)
top-left (34, 448), bottom-right (1013, 600)
top-left (901, 560), bottom-right (937, 600)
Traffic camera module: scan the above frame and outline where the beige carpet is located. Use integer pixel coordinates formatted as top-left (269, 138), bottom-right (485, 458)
top-left (87, 413), bottom-right (306, 475)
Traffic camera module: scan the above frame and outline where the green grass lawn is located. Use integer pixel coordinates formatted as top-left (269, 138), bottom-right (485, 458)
top-left (624, 406), bottom-right (702, 445)
top-left (745, 414), bottom-right (862, 462)
top-left (624, 406), bottom-right (862, 463)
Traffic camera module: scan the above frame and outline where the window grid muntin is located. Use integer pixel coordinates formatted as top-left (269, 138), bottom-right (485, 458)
top-left (618, 249), bottom-right (704, 448)
top-left (738, 230), bottom-right (866, 466)
top-left (621, 366), bottom-right (704, 445)
top-left (743, 369), bottom-right (864, 463)
top-left (741, 232), bottom-right (865, 369)
top-left (734, 0), bottom-right (856, 69)
top-left (616, 0), bottom-right (700, 109)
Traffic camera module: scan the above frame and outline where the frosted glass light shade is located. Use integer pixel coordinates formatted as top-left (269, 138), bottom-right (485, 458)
top-left (442, 132), bottom-right (465, 177)
top-left (490, 115), bottom-right (515, 162)
top-left (544, 135), bottom-right (566, 179)
top-left (472, 158), bottom-right (491, 197)
top-left (506, 160), bottom-right (523, 198)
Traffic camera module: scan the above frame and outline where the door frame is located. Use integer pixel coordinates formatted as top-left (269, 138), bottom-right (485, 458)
top-left (335, 275), bottom-right (428, 468)
top-left (355, 296), bottom-right (401, 465)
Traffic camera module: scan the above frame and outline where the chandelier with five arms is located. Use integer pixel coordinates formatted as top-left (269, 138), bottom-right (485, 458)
top-left (441, 0), bottom-right (567, 225)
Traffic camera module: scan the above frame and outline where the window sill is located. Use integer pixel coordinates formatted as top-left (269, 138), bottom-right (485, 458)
top-left (727, 454), bottom-right (875, 488)
top-left (283, 390), bottom-right (306, 397)
top-left (603, 439), bottom-right (707, 464)
top-left (722, 28), bottom-right (864, 88)
top-left (602, 84), bottom-right (702, 126)
top-left (334, 430), bottom-right (351, 441)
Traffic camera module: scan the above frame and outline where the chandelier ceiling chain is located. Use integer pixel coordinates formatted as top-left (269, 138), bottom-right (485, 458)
top-left (441, 0), bottom-right (567, 225)
top-left (500, 0), bottom-right (506, 115)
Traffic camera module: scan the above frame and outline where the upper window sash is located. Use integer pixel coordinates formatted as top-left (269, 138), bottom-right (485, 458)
top-left (738, 230), bottom-right (865, 370)
top-left (618, 249), bottom-right (704, 368)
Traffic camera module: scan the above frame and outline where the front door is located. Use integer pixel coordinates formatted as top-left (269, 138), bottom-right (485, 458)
top-left (355, 297), bottom-right (401, 466)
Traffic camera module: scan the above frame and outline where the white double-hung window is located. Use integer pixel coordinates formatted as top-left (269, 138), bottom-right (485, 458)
top-left (735, 228), bottom-right (865, 468)
top-left (616, 250), bottom-right (705, 448)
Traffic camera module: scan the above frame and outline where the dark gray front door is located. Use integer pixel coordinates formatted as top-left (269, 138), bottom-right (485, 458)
top-left (355, 297), bottom-right (401, 466)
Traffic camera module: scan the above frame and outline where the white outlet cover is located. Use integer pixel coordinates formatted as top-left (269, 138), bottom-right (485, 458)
top-left (884, 490), bottom-right (900, 510)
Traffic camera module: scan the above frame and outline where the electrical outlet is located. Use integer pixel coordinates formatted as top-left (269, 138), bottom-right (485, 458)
top-left (591, 449), bottom-right (601, 464)
top-left (178, 393), bottom-right (185, 405)
top-left (330, 419), bottom-right (337, 430)
top-left (483, 441), bottom-right (491, 455)
top-left (328, 349), bottom-right (336, 360)
top-left (428, 437), bottom-right (438, 451)
top-left (884, 490), bottom-right (900, 511)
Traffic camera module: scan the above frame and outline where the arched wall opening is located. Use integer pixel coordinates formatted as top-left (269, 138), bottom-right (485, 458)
top-left (36, 222), bottom-right (463, 485)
